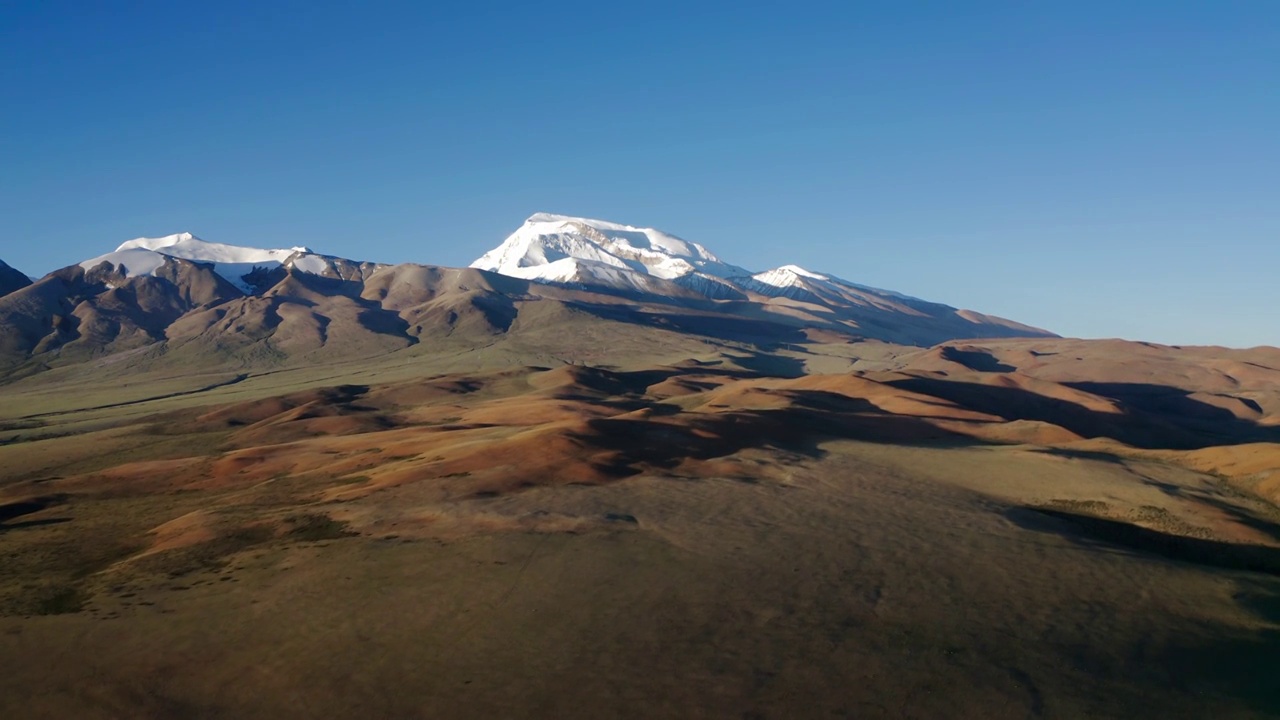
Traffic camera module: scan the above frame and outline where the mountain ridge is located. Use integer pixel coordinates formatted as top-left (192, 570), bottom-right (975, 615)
top-left (468, 213), bottom-right (1053, 339)
top-left (0, 214), bottom-right (1057, 381)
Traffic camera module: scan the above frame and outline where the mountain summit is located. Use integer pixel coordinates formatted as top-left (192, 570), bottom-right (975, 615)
top-left (470, 213), bottom-right (751, 296)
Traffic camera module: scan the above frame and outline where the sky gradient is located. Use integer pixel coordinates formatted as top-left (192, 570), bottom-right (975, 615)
top-left (3, 1), bottom-right (1277, 346)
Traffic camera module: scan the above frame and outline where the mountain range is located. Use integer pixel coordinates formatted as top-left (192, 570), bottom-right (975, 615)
top-left (0, 214), bottom-right (1052, 380)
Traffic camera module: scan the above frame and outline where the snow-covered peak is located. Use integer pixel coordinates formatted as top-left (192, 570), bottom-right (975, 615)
top-left (471, 213), bottom-right (965, 313)
top-left (114, 232), bottom-right (311, 264)
top-left (472, 213), bottom-right (749, 283)
top-left (747, 264), bottom-right (918, 302)
top-left (80, 232), bottom-right (324, 293)
top-left (115, 231), bottom-right (197, 250)
top-left (752, 264), bottom-right (829, 287)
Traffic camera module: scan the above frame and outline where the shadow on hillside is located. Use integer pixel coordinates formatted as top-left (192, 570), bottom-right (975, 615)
top-left (0, 495), bottom-right (68, 524)
top-left (276, 273), bottom-right (418, 343)
top-left (1030, 447), bottom-right (1128, 465)
top-left (1128, 472), bottom-right (1280, 545)
top-left (939, 346), bottom-right (1016, 373)
top-left (886, 377), bottom-right (1280, 450)
top-left (1010, 506), bottom-right (1280, 575)
top-left (0, 495), bottom-right (71, 533)
top-left (1008, 505), bottom-right (1280, 714)
top-left (1028, 447), bottom-right (1280, 542)
top-left (568, 390), bottom-right (973, 479)
top-left (726, 350), bottom-right (807, 378)
top-left (567, 301), bottom-right (813, 346)
top-left (1195, 494), bottom-right (1280, 545)
top-left (1067, 382), bottom-right (1265, 435)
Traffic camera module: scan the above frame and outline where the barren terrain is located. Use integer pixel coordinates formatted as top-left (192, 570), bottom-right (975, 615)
top-left (1, 336), bottom-right (1278, 718)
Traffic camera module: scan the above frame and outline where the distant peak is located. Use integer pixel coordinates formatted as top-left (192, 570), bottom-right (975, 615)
top-left (775, 264), bottom-right (827, 279)
top-left (752, 265), bottom-right (829, 286)
top-left (525, 212), bottom-right (573, 223)
top-left (522, 212), bottom-right (634, 231)
top-left (115, 231), bottom-right (201, 252)
top-left (474, 213), bottom-right (747, 282)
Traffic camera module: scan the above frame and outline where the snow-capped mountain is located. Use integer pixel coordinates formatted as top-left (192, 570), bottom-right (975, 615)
top-left (737, 264), bottom-right (932, 316)
top-left (470, 213), bottom-right (1051, 340)
top-left (470, 213), bottom-right (751, 296)
top-left (472, 214), bottom-right (926, 305)
top-left (745, 265), bottom-right (911, 302)
top-left (78, 232), bottom-right (375, 293)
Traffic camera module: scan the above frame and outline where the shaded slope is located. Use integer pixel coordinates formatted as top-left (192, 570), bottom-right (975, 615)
top-left (0, 260), bottom-right (30, 298)
top-left (164, 270), bottom-right (416, 366)
top-left (0, 260), bottom-right (242, 373)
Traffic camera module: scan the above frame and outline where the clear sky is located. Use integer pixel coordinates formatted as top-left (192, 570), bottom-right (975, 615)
top-left (2, 1), bottom-right (1277, 347)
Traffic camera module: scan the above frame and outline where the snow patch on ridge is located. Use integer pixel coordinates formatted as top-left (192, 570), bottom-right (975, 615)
top-left (289, 255), bottom-right (329, 274)
top-left (80, 232), bottom-right (325, 293)
top-left (116, 231), bottom-right (311, 263)
top-left (79, 247), bottom-right (169, 278)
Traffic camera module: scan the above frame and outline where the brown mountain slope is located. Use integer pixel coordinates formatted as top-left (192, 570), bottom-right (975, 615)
top-left (0, 260), bottom-right (242, 375)
top-left (164, 271), bottom-right (416, 366)
top-left (0, 258), bottom-right (853, 381)
top-left (0, 228), bottom-right (1063, 384)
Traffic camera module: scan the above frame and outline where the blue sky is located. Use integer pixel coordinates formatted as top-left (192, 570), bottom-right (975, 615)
top-left (2, 1), bottom-right (1277, 346)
